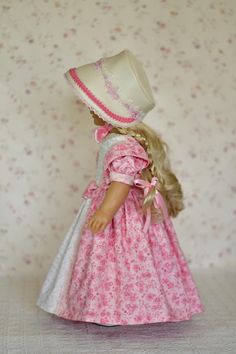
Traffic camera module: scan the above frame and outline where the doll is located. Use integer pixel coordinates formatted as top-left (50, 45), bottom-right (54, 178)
top-left (36, 49), bottom-right (204, 327)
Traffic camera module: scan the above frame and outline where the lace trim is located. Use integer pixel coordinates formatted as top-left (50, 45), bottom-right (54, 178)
top-left (109, 171), bottom-right (134, 185)
top-left (64, 72), bottom-right (139, 128)
top-left (65, 71), bottom-right (116, 126)
top-left (102, 58), bottom-right (147, 120)
top-left (68, 68), bottom-right (137, 124)
top-left (96, 134), bottom-right (128, 184)
top-left (93, 58), bottom-right (144, 121)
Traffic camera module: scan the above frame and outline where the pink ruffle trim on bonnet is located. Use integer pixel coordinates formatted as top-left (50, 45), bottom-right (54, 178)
top-left (68, 68), bottom-right (137, 124)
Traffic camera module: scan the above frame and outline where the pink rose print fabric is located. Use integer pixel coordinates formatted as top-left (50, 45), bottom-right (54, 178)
top-left (37, 134), bottom-right (204, 326)
top-left (108, 154), bottom-right (149, 185)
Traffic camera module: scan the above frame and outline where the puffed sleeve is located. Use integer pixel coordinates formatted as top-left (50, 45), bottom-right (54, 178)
top-left (104, 137), bottom-right (150, 185)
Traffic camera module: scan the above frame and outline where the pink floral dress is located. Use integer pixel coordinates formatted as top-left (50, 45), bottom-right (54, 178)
top-left (36, 132), bottom-right (204, 325)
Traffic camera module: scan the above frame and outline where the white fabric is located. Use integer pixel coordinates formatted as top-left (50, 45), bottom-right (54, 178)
top-left (64, 49), bottom-right (156, 128)
top-left (36, 134), bottom-right (128, 314)
top-left (36, 198), bottom-right (91, 313)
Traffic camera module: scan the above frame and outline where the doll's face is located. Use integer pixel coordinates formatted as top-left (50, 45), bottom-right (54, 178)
top-left (89, 110), bottom-right (106, 126)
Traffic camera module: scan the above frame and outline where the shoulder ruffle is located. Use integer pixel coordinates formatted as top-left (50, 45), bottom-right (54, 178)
top-left (103, 136), bottom-right (150, 185)
top-left (104, 136), bottom-right (150, 172)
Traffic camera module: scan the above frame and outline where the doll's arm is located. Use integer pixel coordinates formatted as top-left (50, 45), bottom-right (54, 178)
top-left (100, 181), bottom-right (132, 219)
top-left (87, 181), bottom-right (132, 234)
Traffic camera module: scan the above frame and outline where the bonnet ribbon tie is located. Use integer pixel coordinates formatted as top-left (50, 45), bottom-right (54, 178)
top-left (133, 176), bottom-right (169, 233)
top-left (93, 122), bottom-right (113, 143)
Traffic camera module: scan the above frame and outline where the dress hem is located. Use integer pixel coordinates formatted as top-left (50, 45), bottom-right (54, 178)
top-left (37, 303), bottom-right (205, 326)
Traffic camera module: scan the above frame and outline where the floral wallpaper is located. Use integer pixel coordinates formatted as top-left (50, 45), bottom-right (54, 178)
top-left (0, 0), bottom-right (235, 276)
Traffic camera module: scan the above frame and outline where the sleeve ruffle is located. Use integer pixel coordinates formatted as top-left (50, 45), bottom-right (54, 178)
top-left (104, 137), bottom-right (150, 185)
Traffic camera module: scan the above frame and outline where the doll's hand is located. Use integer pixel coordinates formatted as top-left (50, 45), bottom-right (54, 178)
top-left (86, 208), bottom-right (111, 234)
top-left (86, 181), bottom-right (131, 234)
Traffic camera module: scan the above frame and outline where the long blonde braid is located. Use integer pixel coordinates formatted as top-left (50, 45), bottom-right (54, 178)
top-left (109, 121), bottom-right (185, 222)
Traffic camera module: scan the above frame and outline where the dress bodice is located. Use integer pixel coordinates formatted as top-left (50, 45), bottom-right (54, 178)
top-left (95, 133), bottom-right (128, 185)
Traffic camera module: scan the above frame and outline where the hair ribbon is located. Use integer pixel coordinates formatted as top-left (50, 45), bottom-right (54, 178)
top-left (133, 176), bottom-right (169, 233)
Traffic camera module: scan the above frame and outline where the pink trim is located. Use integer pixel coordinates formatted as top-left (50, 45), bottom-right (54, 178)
top-left (133, 176), bottom-right (169, 233)
top-left (69, 68), bottom-right (136, 124)
top-left (94, 59), bottom-right (142, 121)
top-left (110, 171), bottom-right (134, 185)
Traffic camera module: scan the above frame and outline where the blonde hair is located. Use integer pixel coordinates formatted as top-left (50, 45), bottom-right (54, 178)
top-left (109, 121), bottom-right (185, 223)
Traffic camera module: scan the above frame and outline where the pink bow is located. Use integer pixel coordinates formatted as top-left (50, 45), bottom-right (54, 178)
top-left (133, 176), bottom-right (169, 233)
top-left (93, 122), bottom-right (113, 143)
top-left (82, 180), bottom-right (99, 199)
